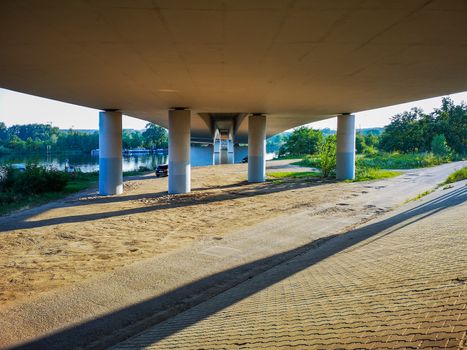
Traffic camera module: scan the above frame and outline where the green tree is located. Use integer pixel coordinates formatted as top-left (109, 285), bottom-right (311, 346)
top-left (266, 133), bottom-right (287, 153)
top-left (279, 127), bottom-right (323, 156)
top-left (355, 134), bottom-right (367, 154)
top-left (0, 122), bottom-right (8, 145)
top-left (380, 108), bottom-right (427, 153)
top-left (431, 134), bottom-right (451, 158)
top-left (143, 123), bottom-right (168, 149)
top-left (319, 135), bottom-right (337, 178)
top-left (431, 97), bottom-right (467, 155)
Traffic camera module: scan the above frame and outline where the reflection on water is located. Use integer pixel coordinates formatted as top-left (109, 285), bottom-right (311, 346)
top-left (0, 145), bottom-right (250, 173)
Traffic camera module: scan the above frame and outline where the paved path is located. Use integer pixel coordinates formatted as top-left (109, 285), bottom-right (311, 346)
top-left (113, 181), bottom-right (467, 349)
top-left (1, 162), bottom-right (465, 350)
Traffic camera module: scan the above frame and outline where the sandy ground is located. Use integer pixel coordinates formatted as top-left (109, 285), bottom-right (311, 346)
top-left (0, 160), bottom-right (346, 309)
top-left (0, 160), bottom-right (463, 312)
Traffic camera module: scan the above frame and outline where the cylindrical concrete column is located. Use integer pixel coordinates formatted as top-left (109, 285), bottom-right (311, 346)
top-left (168, 109), bottom-right (191, 194)
top-left (213, 139), bottom-right (221, 165)
top-left (248, 114), bottom-right (266, 182)
top-left (99, 110), bottom-right (123, 195)
top-left (227, 139), bottom-right (234, 164)
top-left (336, 114), bottom-right (356, 180)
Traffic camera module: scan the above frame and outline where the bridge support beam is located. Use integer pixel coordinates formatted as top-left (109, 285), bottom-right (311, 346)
top-left (336, 113), bottom-right (356, 180)
top-left (169, 109), bottom-right (191, 194)
top-left (248, 114), bottom-right (266, 182)
top-left (99, 110), bottom-right (123, 195)
top-left (227, 139), bottom-right (234, 164)
top-left (213, 139), bottom-right (221, 165)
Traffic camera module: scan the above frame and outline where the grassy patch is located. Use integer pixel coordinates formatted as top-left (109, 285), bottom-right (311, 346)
top-left (353, 168), bottom-right (402, 182)
top-left (356, 152), bottom-right (449, 169)
top-left (291, 156), bottom-right (320, 168)
top-left (268, 171), bottom-right (321, 179)
top-left (405, 189), bottom-right (435, 203)
top-left (442, 166), bottom-right (467, 185)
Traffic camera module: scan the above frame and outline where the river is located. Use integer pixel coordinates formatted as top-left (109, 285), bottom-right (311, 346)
top-left (0, 145), bottom-right (259, 172)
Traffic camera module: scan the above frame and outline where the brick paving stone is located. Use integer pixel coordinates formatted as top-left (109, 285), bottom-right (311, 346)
top-left (113, 195), bottom-right (467, 349)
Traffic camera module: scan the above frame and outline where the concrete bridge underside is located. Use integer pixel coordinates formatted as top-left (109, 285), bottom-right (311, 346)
top-left (1, 0), bottom-right (466, 194)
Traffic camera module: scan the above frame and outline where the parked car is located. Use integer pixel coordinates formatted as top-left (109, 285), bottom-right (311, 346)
top-left (241, 156), bottom-right (248, 163)
top-left (155, 164), bottom-right (168, 177)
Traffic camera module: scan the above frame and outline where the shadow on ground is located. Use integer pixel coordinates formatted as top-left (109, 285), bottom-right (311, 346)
top-left (10, 186), bottom-right (466, 350)
top-left (0, 177), bottom-right (332, 232)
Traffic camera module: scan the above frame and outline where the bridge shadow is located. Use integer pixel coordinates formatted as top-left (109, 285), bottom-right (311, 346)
top-left (10, 185), bottom-right (466, 350)
top-left (0, 177), bottom-right (333, 232)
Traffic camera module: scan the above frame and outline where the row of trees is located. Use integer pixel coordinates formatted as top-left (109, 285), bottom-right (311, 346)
top-left (278, 97), bottom-right (466, 158)
top-left (379, 98), bottom-right (466, 155)
top-left (0, 122), bottom-right (168, 154)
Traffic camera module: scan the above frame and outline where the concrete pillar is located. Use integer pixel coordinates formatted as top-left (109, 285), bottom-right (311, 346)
top-left (336, 114), bottom-right (356, 180)
top-left (99, 110), bottom-right (123, 195)
top-left (213, 139), bottom-right (221, 165)
top-left (248, 114), bottom-right (266, 182)
top-left (168, 109), bottom-right (191, 194)
top-left (227, 139), bottom-right (234, 164)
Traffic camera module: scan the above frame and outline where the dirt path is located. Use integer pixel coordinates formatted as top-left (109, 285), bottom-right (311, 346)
top-left (0, 160), bottom-right (464, 310)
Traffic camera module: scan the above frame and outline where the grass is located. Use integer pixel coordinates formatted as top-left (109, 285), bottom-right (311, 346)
top-left (356, 152), bottom-right (449, 169)
top-left (291, 156), bottom-right (320, 168)
top-left (268, 171), bottom-right (321, 179)
top-left (405, 189), bottom-right (436, 203)
top-left (291, 152), bottom-right (461, 183)
top-left (353, 168), bottom-right (402, 182)
top-left (442, 166), bottom-right (467, 185)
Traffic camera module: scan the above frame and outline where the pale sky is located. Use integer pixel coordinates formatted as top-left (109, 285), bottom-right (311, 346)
top-left (0, 88), bottom-right (466, 131)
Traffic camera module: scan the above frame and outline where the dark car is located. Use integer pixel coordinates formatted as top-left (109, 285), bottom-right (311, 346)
top-left (241, 156), bottom-right (248, 163)
top-left (155, 164), bottom-right (168, 177)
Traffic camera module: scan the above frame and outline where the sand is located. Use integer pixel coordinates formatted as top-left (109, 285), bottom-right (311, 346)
top-left (0, 160), bottom-right (362, 309)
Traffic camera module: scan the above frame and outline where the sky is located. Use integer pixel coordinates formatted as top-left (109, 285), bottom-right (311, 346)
top-left (0, 88), bottom-right (466, 131)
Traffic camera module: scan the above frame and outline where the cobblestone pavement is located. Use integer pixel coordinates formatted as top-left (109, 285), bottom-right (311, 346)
top-left (113, 184), bottom-right (467, 349)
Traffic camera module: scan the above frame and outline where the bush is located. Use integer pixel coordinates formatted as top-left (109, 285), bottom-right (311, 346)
top-left (0, 164), bottom-right (69, 196)
top-left (319, 135), bottom-right (336, 178)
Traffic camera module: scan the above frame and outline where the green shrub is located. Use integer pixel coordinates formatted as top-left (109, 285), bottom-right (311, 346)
top-left (0, 164), bottom-right (68, 196)
top-left (319, 135), bottom-right (336, 178)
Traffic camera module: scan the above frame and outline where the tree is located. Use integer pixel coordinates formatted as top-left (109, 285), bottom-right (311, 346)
top-left (266, 133), bottom-right (287, 153)
top-left (379, 99), bottom-right (466, 155)
top-left (319, 135), bottom-right (336, 178)
top-left (142, 123), bottom-right (168, 149)
top-left (279, 127), bottom-right (323, 156)
top-left (356, 134), bottom-right (367, 154)
top-left (431, 134), bottom-right (451, 158)
top-left (431, 97), bottom-right (467, 155)
top-left (380, 108), bottom-right (427, 153)
top-left (0, 122), bottom-right (8, 144)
